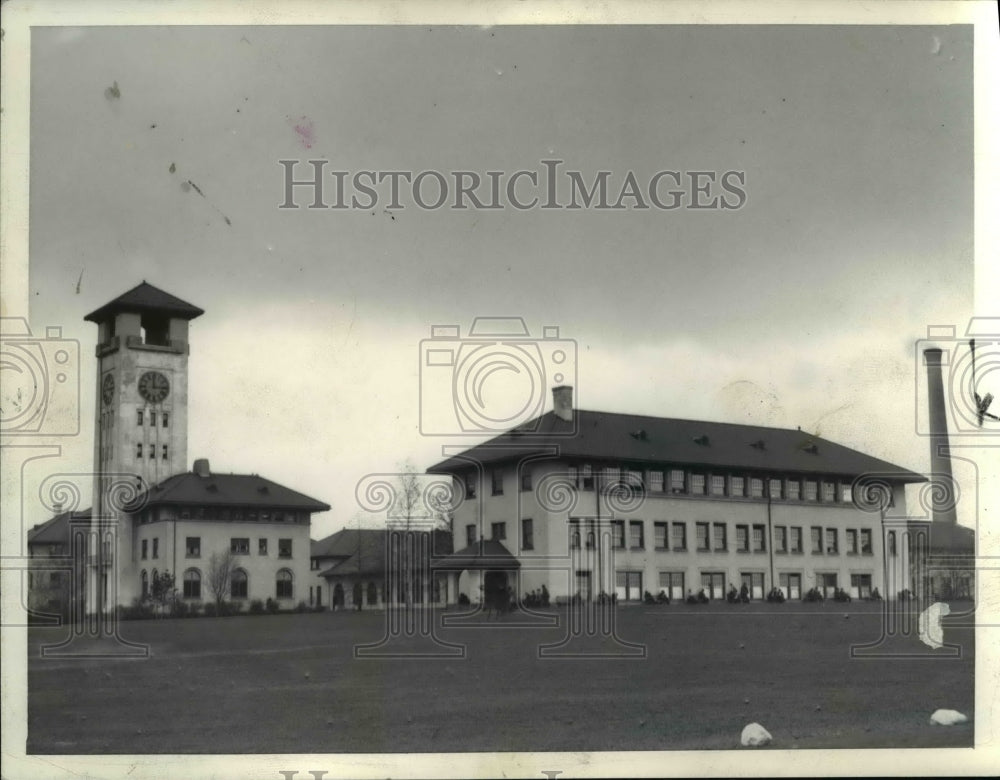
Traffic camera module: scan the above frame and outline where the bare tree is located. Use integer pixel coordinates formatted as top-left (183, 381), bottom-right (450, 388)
top-left (207, 549), bottom-right (237, 608)
top-left (391, 463), bottom-right (452, 607)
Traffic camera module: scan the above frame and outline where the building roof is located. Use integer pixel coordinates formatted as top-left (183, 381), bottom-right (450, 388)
top-left (130, 471), bottom-right (330, 512)
top-left (27, 509), bottom-right (90, 546)
top-left (313, 527), bottom-right (453, 578)
top-left (428, 410), bottom-right (925, 482)
top-left (433, 538), bottom-right (520, 571)
top-left (84, 281), bottom-right (204, 323)
top-left (907, 520), bottom-right (975, 556)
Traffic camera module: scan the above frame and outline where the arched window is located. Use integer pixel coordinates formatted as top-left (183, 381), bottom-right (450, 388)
top-left (231, 568), bottom-right (248, 599)
top-left (276, 568), bottom-right (293, 599)
top-left (141, 570), bottom-right (149, 599)
top-left (183, 568), bottom-right (201, 599)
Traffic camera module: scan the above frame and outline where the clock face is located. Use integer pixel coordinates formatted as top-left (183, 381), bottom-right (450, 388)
top-left (138, 371), bottom-right (170, 403)
top-left (101, 373), bottom-right (115, 406)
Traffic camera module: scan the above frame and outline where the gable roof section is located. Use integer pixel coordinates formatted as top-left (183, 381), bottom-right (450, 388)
top-left (433, 538), bottom-right (520, 571)
top-left (313, 528), bottom-right (453, 578)
top-left (27, 509), bottom-right (91, 546)
top-left (131, 472), bottom-right (330, 512)
top-left (428, 410), bottom-right (925, 482)
top-left (84, 281), bottom-right (204, 323)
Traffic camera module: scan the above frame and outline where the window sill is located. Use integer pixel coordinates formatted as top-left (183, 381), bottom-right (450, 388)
top-left (673, 547), bottom-right (687, 553)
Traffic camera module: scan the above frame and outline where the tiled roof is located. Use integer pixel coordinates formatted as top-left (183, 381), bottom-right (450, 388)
top-left (131, 472), bottom-right (330, 512)
top-left (84, 281), bottom-right (204, 323)
top-left (27, 509), bottom-right (90, 545)
top-left (313, 528), bottom-right (452, 578)
top-left (428, 410), bottom-right (925, 482)
top-left (433, 539), bottom-right (520, 571)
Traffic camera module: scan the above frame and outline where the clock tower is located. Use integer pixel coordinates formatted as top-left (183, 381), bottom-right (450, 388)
top-left (84, 282), bottom-right (203, 609)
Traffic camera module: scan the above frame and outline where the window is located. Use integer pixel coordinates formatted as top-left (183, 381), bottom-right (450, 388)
top-left (466, 524), bottom-right (476, 547)
top-left (258, 538), bottom-right (268, 555)
top-left (659, 571), bottom-right (685, 601)
top-left (149, 411), bottom-right (157, 426)
top-left (671, 522), bottom-right (686, 551)
top-left (860, 529), bottom-right (872, 555)
top-left (769, 478), bottom-right (783, 499)
top-left (136, 443), bottom-right (143, 459)
top-left (649, 470), bottom-right (664, 493)
top-left (604, 465), bottom-right (621, 486)
top-left (231, 537), bottom-right (250, 555)
top-left (183, 569), bottom-right (201, 599)
top-left (847, 529), bottom-right (858, 554)
top-left (465, 473), bottom-right (476, 500)
top-left (811, 526), bottom-right (823, 554)
top-left (570, 520), bottom-right (581, 549)
top-left (713, 523), bottom-right (727, 551)
top-left (141, 539), bottom-right (148, 560)
top-left (186, 537), bottom-right (200, 558)
top-left (750, 478), bottom-right (764, 498)
top-left (624, 469), bottom-right (643, 489)
top-left (137, 409), bottom-right (144, 426)
top-left (152, 537), bottom-right (159, 559)
top-left (231, 569), bottom-right (248, 599)
top-left (887, 530), bottom-right (897, 557)
top-left (730, 476), bottom-right (745, 497)
top-left (701, 572), bottom-right (726, 600)
top-left (521, 468), bottom-right (532, 492)
top-left (612, 520), bottom-right (625, 549)
top-left (850, 573), bottom-right (872, 599)
top-left (775, 526), bottom-right (787, 553)
top-left (278, 538), bottom-right (292, 558)
top-left (711, 475), bottom-right (725, 496)
top-left (690, 473), bottom-right (705, 495)
top-left (790, 526), bottom-right (803, 553)
top-left (804, 481), bottom-right (818, 501)
top-left (826, 528), bottom-right (838, 554)
top-left (741, 572), bottom-right (765, 600)
top-left (149, 444), bottom-right (155, 459)
top-left (736, 525), bottom-right (749, 552)
top-left (491, 468), bottom-right (503, 496)
top-left (521, 518), bottom-right (534, 551)
top-left (654, 521), bottom-right (668, 550)
top-left (581, 464), bottom-right (594, 490)
top-left (696, 522), bottom-right (710, 551)
top-left (786, 479), bottom-right (800, 501)
top-left (841, 484), bottom-right (853, 503)
top-left (670, 470), bottom-right (685, 493)
top-left (276, 569), bottom-right (293, 599)
top-left (822, 481), bottom-right (836, 502)
top-left (310, 558), bottom-right (319, 570)
top-left (820, 572), bottom-right (838, 598)
top-left (491, 522), bottom-right (506, 541)
top-left (162, 412), bottom-right (169, 428)
top-left (752, 525), bottom-right (766, 552)
top-left (615, 570), bottom-right (643, 602)
top-left (141, 570), bottom-right (149, 598)
top-left (585, 527), bottom-right (595, 549)
top-left (162, 444), bottom-right (168, 460)
top-left (629, 520), bottom-right (644, 549)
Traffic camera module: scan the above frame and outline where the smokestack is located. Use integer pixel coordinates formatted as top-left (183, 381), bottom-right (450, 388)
top-left (552, 385), bottom-right (573, 422)
top-left (924, 348), bottom-right (957, 525)
top-left (193, 458), bottom-right (211, 478)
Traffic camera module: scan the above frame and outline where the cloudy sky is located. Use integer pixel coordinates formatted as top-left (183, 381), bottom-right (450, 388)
top-left (25, 24), bottom-right (981, 537)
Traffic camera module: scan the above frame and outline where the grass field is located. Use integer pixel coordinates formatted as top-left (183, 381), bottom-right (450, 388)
top-left (27, 600), bottom-right (974, 754)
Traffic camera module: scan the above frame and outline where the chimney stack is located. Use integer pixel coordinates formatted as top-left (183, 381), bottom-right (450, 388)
top-left (553, 385), bottom-right (573, 422)
top-left (193, 458), bottom-right (211, 478)
top-left (924, 348), bottom-right (957, 525)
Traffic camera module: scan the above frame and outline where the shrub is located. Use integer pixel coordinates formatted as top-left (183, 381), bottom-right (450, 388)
top-left (642, 590), bottom-right (655, 605)
top-left (804, 587), bottom-right (824, 602)
top-left (266, 597), bottom-right (280, 614)
top-left (312, 604), bottom-right (327, 613)
top-left (249, 599), bottom-right (265, 615)
top-left (458, 593), bottom-right (470, 606)
top-left (686, 593), bottom-right (698, 605)
top-left (294, 600), bottom-right (309, 613)
top-left (171, 600), bottom-right (190, 618)
top-left (898, 588), bottom-right (912, 602)
top-left (203, 602), bottom-right (218, 618)
top-left (656, 590), bottom-right (670, 604)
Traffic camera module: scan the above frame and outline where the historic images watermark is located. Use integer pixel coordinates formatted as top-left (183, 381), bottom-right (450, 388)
top-left (278, 159), bottom-right (748, 211)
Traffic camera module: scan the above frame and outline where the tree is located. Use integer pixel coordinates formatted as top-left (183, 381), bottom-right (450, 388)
top-left (150, 570), bottom-right (176, 616)
top-left (391, 463), bottom-right (452, 607)
top-left (207, 550), bottom-right (237, 608)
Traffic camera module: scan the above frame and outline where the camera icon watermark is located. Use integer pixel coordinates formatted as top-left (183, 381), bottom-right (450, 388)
top-left (418, 317), bottom-right (577, 437)
top-left (0, 317), bottom-right (80, 436)
top-left (916, 318), bottom-right (1000, 436)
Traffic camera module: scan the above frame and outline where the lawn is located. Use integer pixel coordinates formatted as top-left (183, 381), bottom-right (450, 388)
top-left (27, 600), bottom-right (974, 754)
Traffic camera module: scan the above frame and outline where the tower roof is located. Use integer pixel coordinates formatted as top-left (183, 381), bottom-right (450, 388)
top-left (84, 281), bottom-right (204, 323)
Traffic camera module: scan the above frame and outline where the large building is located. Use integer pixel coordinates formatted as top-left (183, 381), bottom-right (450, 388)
top-left (429, 386), bottom-right (924, 605)
top-left (28, 282), bottom-right (329, 613)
